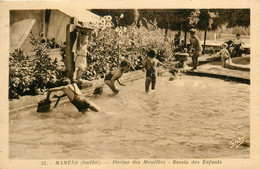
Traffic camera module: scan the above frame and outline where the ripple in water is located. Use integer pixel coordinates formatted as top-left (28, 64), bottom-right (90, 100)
top-left (9, 75), bottom-right (250, 159)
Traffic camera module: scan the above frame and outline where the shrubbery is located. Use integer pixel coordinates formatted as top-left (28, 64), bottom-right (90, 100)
top-left (9, 33), bottom-right (66, 99)
top-left (81, 15), bottom-right (174, 80)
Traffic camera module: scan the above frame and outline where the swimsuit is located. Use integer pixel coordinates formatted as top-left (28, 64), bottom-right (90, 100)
top-left (104, 72), bottom-right (113, 81)
top-left (146, 68), bottom-right (156, 79)
top-left (233, 39), bottom-right (243, 57)
top-left (68, 85), bottom-right (90, 112)
top-left (104, 70), bottom-right (121, 81)
top-left (190, 36), bottom-right (202, 58)
top-left (75, 46), bottom-right (87, 70)
top-left (145, 59), bottom-right (156, 79)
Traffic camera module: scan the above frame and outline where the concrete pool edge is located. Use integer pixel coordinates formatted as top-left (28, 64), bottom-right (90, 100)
top-left (9, 70), bottom-right (147, 113)
top-left (183, 69), bottom-right (250, 84)
top-left (224, 59), bottom-right (250, 71)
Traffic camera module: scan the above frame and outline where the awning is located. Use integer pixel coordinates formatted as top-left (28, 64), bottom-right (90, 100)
top-left (58, 8), bottom-right (101, 29)
top-left (10, 19), bottom-right (36, 52)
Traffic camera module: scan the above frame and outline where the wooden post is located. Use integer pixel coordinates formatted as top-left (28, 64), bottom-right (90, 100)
top-left (65, 24), bottom-right (73, 80)
top-left (65, 17), bottom-right (78, 81)
top-left (184, 30), bottom-right (187, 47)
top-left (118, 41), bottom-right (120, 68)
top-left (203, 29), bottom-right (207, 55)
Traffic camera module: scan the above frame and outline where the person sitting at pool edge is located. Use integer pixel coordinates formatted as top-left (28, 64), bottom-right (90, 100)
top-left (219, 43), bottom-right (231, 67)
top-left (45, 79), bottom-right (101, 113)
top-left (232, 33), bottom-right (244, 57)
top-left (143, 49), bottom-right (167, 93)
top-left (104, 60), bottom-right (130, 94)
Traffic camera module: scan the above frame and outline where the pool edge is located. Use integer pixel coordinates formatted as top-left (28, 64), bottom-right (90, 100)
top-left (183, 70), bottom-right (250, 85)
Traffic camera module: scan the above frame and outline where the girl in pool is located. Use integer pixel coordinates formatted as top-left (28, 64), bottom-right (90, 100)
top-left (143, 49), bottom-right (167, 93)
top-left (104, 60), bottom-right (130, 94)
top-left (44, 79), bottom-right (101, 113)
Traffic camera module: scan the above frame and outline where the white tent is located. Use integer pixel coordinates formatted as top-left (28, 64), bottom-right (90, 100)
top-left (10, 19), bottom-right (36, 53)
top-left (59, 8), bottom-right (101, 26)
top-left (46, 9), bottom-right (100, 45)
top-left (10, 9), bottom-right (101, 53)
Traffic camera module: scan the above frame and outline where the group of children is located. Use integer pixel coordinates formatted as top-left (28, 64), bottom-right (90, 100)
top-left (42, 30), bottom-right (244, 114)
top-left (189, 30), bottom-right (244, 68)
top-left (219, 34), bottom-right (244, 67)
top-left (42, 48), bottom-right (170, 113)
top-left (41, 29), bottom-right (201, 113)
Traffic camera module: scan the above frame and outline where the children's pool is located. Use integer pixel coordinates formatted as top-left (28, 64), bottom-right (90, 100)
top-left (9, 73), bottom-right (250, 159)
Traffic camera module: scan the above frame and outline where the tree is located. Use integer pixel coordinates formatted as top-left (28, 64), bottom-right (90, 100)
top-left (138, 9), bottom-right (199, 45)
top-left (216, 9), bottom-right (250, 28)
top-left (196, 9), bottom-right (250, 54)
top-left (196, 9), bottom-right (216, 54)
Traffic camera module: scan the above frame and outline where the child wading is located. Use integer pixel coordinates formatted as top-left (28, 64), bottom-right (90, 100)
top-left (44, 79), bottom-right (101, 113)
top-left (189, 29), bottom-right (202, 71)
top-left (143, 49), bottom-right (167, 93)
top-left (104, 60), bottom-right (130, 94)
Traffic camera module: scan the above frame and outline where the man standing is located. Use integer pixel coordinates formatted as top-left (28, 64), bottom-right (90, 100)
top-left (189, 29), bottom-right (202, 70)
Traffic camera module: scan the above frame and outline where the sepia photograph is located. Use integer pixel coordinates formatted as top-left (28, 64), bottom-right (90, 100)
top-left (1, 0), bottom-right (260, 169)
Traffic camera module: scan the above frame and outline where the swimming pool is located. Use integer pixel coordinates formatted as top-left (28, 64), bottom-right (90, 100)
top-left (9, 73), bottom-right (250, 159)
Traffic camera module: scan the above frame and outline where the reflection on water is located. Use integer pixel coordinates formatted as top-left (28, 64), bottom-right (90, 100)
top-left (9, 74), bottom-right (250, 159)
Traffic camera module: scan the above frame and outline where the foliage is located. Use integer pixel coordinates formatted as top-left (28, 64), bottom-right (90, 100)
top-left (138, 9), bottom-right (200, 46)
top-left (216, 9), bottom-right (250, 28)
top-left (91, 9), bottom-right (250, 31)
top-left (196, 10), bottom-right (214, 30)
top-left (9, 49), bottom-right (35, 99)
top-left (195, 9), bottom-right (216, 54)
top-left (60, 42), bottom-right (66, 64)
top-left (81, 14), bottom-right (174, 80)
top-left (9, 33), bottom-right (66, 99)
top-left (138, 9), bottom-right (199, 32)
top-left (90, 9), bottom-right (136, 27)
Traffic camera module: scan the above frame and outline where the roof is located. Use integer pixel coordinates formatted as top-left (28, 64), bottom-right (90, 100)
top-left (58, 8), bottom-right (101, 29)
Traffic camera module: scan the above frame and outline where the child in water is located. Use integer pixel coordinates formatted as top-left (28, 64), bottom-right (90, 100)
top-left (143, 49), bottom-right (167, 93)
top-left (104, 60), bottom-right (130, 94)
top-left (189, 29), bottom-right (202, 71)
top-left (219, 43), bottom-right (231, 67)
top-left (45, 79), bottom-right (101, 113)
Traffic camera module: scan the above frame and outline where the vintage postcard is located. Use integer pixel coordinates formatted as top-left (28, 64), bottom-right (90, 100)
top-left (1, 0), bottom-right (260, 169)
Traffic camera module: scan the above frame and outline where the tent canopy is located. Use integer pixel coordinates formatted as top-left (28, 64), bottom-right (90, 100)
top-left (59, 8), bottom-right (101, 27)
top-left (10, 19), bottom-right (36, 53)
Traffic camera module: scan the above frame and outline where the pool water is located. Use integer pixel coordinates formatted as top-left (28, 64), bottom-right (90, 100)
top-left (9, 73), bottom-right (250, 159)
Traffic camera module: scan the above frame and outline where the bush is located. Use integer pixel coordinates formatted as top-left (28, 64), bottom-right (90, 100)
top-left (9, 33), bottom-right (66, 99)
top-left (81, 15), bottom-right (173, 80)
top-left (9, 49), bottom-right (35, 99)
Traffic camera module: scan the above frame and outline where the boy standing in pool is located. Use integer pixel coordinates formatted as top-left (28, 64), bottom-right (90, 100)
top-left (143, 49), bottom-right (167, 93)
top-left (189, 29), bottom-right (202, 71)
